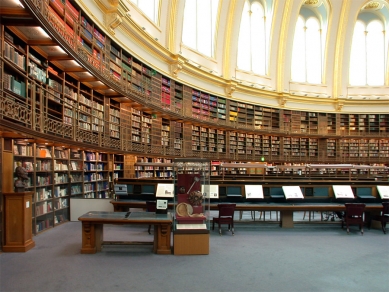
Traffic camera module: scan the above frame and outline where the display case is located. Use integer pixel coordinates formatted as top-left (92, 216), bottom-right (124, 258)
top-left (173, 158), bottom-right (210, 255)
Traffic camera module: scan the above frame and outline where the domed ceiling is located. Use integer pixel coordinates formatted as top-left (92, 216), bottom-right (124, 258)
top-left (80, 0), bottom-right (388, 113)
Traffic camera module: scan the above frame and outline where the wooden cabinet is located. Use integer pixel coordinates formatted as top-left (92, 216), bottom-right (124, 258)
top-left (3, 192), bottom-right (35, 252)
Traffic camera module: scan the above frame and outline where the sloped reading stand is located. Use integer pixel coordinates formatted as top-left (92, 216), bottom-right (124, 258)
top-left (173, 158), bottom-right (210, 255)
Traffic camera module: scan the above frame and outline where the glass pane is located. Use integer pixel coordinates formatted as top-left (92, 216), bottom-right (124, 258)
top-left (366, 20), bottom-right (384, 86)
top-left (291, 16), bottom-right (306, 82)
top-left (349, 21), bottom-right (366, 85)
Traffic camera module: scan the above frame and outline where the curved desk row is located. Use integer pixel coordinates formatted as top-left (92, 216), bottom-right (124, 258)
top-left (110, 200), bottom-right (384, 228)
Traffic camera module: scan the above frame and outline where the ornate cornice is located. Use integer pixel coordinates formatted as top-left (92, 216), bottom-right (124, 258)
top-left (362, 1), bottom-right (382, 10)
top-left (278, 96), bottom-right (287, 107)
top-left (225, 81), bottom-right (237, 97)
top-left (304, 0), bottom-right (323, 8)
top-left (170, 55), bottom-right (187, 78)
top-left (335, 101), bottom-right (344, 112)
top-left (95, 0), bottom-right (125, 34)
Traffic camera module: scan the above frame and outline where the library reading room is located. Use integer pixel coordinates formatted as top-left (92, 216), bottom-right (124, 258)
top-left (1, 0), bottom-right (389, 291)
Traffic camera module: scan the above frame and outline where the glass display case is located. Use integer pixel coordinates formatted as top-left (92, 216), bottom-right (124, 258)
top-left (173, 158), bottom-right (211, 229)
top-left (173, 158), bottom-right (210, 255)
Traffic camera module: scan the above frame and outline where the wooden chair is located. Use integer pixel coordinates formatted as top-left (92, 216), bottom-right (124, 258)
top-left (212, 203), bottom-right (236, 236)
top-left (342, 203), bottom-right (366, 235)
top-left (146, 201), bottom-right (156, 234)
top-left (369, 202), bottom-right (389, 234)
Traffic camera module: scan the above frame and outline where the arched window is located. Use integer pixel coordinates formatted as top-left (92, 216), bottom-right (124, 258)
top-left (237, 0), bottom-right (270, 75)
top-left (291, 13), bottom-right (323, 84)
top-left (182, 0), bottom-right (219, 57)
top-left (129, 0), bottom-right (159, 23)
top-left (349, 19), bottom-right (386, 86)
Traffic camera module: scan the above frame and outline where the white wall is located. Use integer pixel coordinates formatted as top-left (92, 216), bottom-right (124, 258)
top-left (70, 198), bottom-right (114, 221)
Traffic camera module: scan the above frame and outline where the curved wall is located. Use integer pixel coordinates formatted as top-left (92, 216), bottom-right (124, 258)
top-left (76, 0), bottom-right (389, 114)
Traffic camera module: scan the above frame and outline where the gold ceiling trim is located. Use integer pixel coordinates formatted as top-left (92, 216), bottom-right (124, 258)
top-left (276, 0), bottom-right (292, 93)
top-left (332, 0), bottom-right (350, 99)
top-left (167, 0), bottom-right (178, 52)
top-left (222, 0), bottom-right (236, 80)
top-left (362, 1), bottom-right (381, 10)
top-left (304, 0), bottom-right (322, 7)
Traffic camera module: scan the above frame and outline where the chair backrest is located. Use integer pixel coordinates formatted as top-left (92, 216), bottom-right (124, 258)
top-left (146, 201), bottom-right (156, 212)
top-left (218, 203), bottom-right (236, 218)
top-left (382, 202), bottom-right (389, 215)
top-left (345, 203), bottom-right (365, 217)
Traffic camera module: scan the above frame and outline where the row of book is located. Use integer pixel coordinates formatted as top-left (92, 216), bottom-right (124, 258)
top-left (36, 160), bottom-right (52, 171)
top-left (71, 185), bottom-right (82, 195)
top-left (14, 145), bottom-right (34, 156)
top-left (54, 214), bottom-right (67, 225)
top-left (35, 201), bottom-right (53, 216)
top-left (4, 73), bottom-right (26, 97)
top-left (54, 186), bottom-right (68, 197)
top-left (36, 188), bottom-right (52, 201)
top-left (54, 161), bottom-right (69, 171)
top-left (36, 219), bottom-right (52, 233)
top-left (54, 198), bottom-right (68, 210)
top-left (83, 172), bottom-right (106, 181)
top-left (4, 42), bottom-right (26, 70)
top-left (54, 173), bottom-right (68, 184)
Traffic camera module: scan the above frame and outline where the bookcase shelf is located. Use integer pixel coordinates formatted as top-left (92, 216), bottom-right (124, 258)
top-left (0, 0), bottom-right (388, 187)
top-left (134, 156), bottom-right (173, 178)
top-left (113, 154), bottom-right (124, 180)
top-left (83, 151), bottom-right (110, 198)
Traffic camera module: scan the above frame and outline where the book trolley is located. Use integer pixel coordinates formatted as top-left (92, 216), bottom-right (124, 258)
top-left (173, 159), bottom-right (211, 255)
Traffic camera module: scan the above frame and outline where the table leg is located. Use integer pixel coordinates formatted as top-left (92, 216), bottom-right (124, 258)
top-left (154, 224), bottom-right (172, 254)
top-left (81, 222), bottom-right (97, 254)
top-left (280, 210), bottom-right (294, 228)
top-left (95, 224), bottom-right (103, 252)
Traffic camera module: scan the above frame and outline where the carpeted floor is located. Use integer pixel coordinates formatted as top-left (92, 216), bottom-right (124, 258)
top-left (1, 211), bottom-right (388, 292)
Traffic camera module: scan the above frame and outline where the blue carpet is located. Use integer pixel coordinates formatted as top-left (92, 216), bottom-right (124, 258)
top-left (1, 217), bottom-right (388, 292)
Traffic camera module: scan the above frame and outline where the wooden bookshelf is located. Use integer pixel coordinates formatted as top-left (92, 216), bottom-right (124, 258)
top-left (0, 0), bottom-right (388, 183)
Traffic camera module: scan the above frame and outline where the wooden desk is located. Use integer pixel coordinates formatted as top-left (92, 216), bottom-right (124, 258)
top-left (78, 211), bottom-right (172, 254)
top-left (110, 200), bottom-right (384, 228)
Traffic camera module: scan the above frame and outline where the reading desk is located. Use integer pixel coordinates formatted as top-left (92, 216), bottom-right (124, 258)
top-left (78, 211), bottom-right (172, 254)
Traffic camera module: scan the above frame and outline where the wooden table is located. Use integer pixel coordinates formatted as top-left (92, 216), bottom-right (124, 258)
top-left (78, 211), bottom-right (172, 254)
top-left (110, 200), bottom-right (384, 228)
